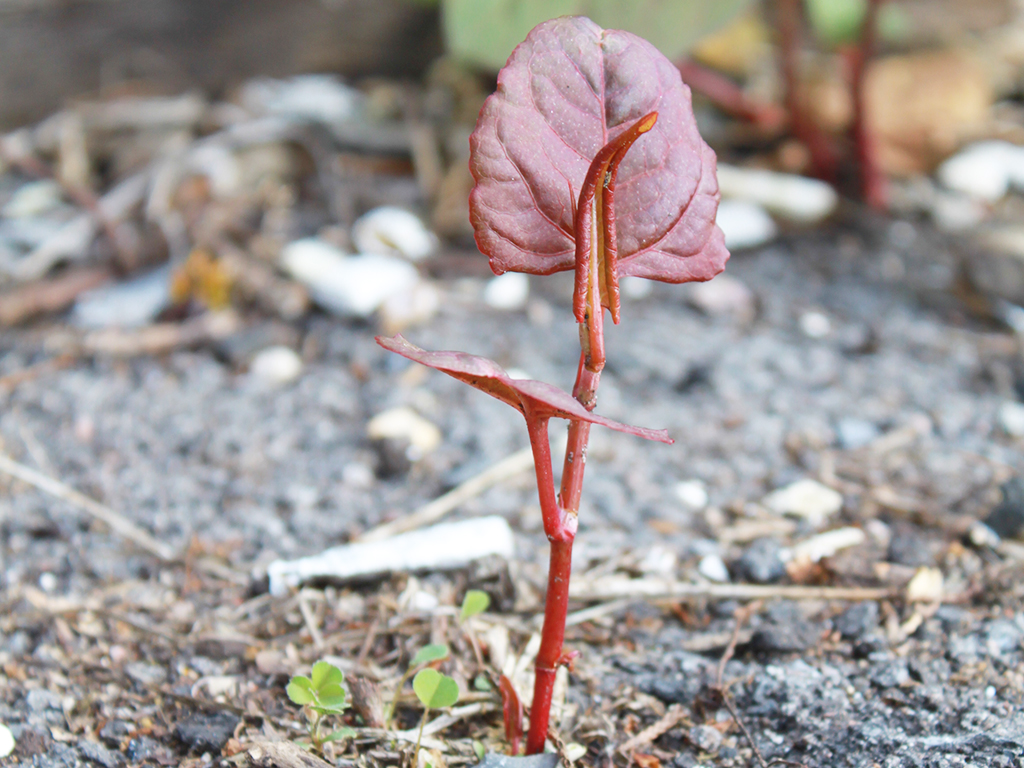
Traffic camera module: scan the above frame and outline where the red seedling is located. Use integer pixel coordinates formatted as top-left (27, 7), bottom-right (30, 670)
top-left (377, 16), bottom-right (727, 754)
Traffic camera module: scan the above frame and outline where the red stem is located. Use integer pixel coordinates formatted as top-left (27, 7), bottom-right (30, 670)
top-left (676, 58), bottom-right (786, 129)
top-left (850, 0), bottom-right (886, 208)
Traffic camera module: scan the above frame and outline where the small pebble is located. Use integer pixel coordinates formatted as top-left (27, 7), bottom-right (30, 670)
top-left (833, 601), bottom-right (879, 640)
top-left (0, 723), bottom-right (13, 758)
top-left (125, 661), bottom-right (167, 686)
top-left (26, 689), bottom-right (63, 712)
top-left (249, 346), bottom-right (302, 385)
top-left (484, 272), bottom-right (530, 310)
top-left (686, 274), bottom-right (756, 320)
top-left (173, 711), bottom-right (240, 753)
top-left (689, 724), bottom-right (723, 753)
top-left (906, 567), bottom-right (944, 603)
top-left (72, 266), bottom-right (172, 329)
top-left (835, 417), bottom-right (880, 450)
top-left (967, 521), bottom-right (1000, 548)
top-left (983, 619), bottom-right (1023, 656)
top-left (870, 659), bottom-right (910, 688)
top-left (366, 407), bottom-right (441, 460)
top-left (798, 310), bottom-right (831, 339)
top-left (352, 206), bottom-right (438, 262)
top-left (379, 281), bottom-right (441, 333)
top-left (78, 739), bottom-right (123, 768)
top-left (716, 164), bottom-right (838, 222)
top-left (984, 477), bottom-right (1024, 539)
top-left (998, 401), bottom-right (1024, 438)
top-left (638, 545), bottom-right (677, 576)
top-left (762, 479), bottom-right (843, 527)
top-left (342, 462), bottom-right (375, 489)
top-left (698, 554), bottom-right (730, 583)
top-left (737, 538), bottom-right (786, 584)
top-left (240, 74), bottom-right (363, 125)
top-left (715, 199), bottom-right (777, 249)
top-left (674, 480), bottom-right (709, 511)
top-left (936, 140), bottom-right (1024, 201)
top-left (281, 238), bottom-right (419, 318)
top-left (37, 572), bottom-right (58, 592)
top-left (788, 527), bottom-right (866, 562)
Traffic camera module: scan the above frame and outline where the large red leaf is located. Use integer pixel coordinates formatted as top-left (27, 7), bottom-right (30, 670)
top-left (469, 16), bottom-right (728, 284)
top-left (376, 334), bottom-right (671, 443)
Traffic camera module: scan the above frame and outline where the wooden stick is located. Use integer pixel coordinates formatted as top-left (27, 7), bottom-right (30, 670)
top-left (358, 447), bottom-right (533, 542)
top-left (0, 452), bottom-right (177, 561)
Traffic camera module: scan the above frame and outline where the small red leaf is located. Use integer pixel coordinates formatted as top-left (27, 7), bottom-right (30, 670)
top-left (470, 16), bottom-right (728, 286)
top-left (499, 674), bottom-right (523, 755)
top-left (376, 334), bottom-right (671, 444)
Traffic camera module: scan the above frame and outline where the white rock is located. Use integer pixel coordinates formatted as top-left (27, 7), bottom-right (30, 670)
top-left (250, 346), bottom-right (303, 385)
top-left (352, 206), bottom-right (438, 262)
top-left (240, 74), bottom-right (363, 125)
top-left (717, 164), bottom-right (838, 222)
top-left (484, 272), bottom-right (530, 310)
top-left (674, 480), bottom-right (709, 511)
top-left (341, 461), bottom-right (375, 489)
top-left (266, 516), bottom-right (516, 596)
top-left (998, 400), bottom-right (1024, 437)
top-left (379, 280), bottom-right (441, 333)
top-left (72, 265), bottom-right (171, 329)
top-left (763, 479), bottom-right (843, 527)
top-left (906, 566), bottom-right (944, 603)
top-left (638, 545), bottom-right (677, 576)
top-left (785, 527), bottom-right (865, 563)
top-left (686, 274), bottom-right (756, 319)
top-left (367, 406), bottom-right (442, 458)
top-left (799, 311), bottom-right (832, 339)
top-left (281, 238), bottom-right (419, 318)
top-left (715, 199), bottom-right (777, 249)
top-left (936, 141), bottom-right (1024, 201)
top-left (2, 179), bottom-right (64, 218)
top-left (621, 275), bottom-right (653, 299)
top-left (0, 722), bottom-right (13, 758)
top-left (698, 554), bottom-right (730, 583)
top-left (968, 521), bottom-right (1000, 548)
top-left (930, 191), bottom-right (988, 232)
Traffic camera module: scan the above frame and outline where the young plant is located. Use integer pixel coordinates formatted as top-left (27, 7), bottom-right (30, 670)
top-left (377, 16), bottom-right (727, 754)
top-left (286, 660), bottom-right (356, 753)
top-left (384, 642), bottom-right (451, 729)
top-left (412, 668), bottom-right (460, 765)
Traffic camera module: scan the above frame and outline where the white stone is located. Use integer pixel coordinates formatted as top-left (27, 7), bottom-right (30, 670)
top-left (352, 206), bottom-right (438, 262)
top-left (638, 545), bottom-right (677, 576)
top-left (266, 516), bottom-right (516, 596)
top-left (998, 400), bottom-right (1024, 437)
top-left (763, 479), bottom-right (843, 527)
top-left (250, 346), bottom-right (303, 385)
top-left (674, 480), bottom-right (709, 511)
top-left (785, 527), bottom-right (865, 563)
top-left (0, 723), bottom-right (13, 758)
top-left (484, 272), bottom-right (530, 310)
top-left (686, 274), bottom-right (756, 319)
top-left (2, 179), bottom-right (64, 218)
top-left (281, 238), bottom-right (419, 318)
top-left (367, 406), bottom-right (442, 458)
top-left (341, 462), bottom-right (375, 489)
top-left (379, 280), bottom-right (441, 333)
top-left (240, 74), bottom-right (363, 125)
top-left (936, 141), bottom-right (1024, 202)
top-left (799, 311), bottom-right (831, 339)
top-left (698, 554), bottom-right (730, 583)
top-left (906, 566), bottom-right (944, 603)
top-left (72, 265), bottom-right (171, 329)
top-left (717, 164), bottom-right (838, 222)
top-left (621, 275), bottom-right (653, 299)
top-left (715, 199), bottom-right (777, 249)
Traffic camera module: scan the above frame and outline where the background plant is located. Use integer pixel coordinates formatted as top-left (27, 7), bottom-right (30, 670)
top-left (286, 660), bottom-right (355, 754)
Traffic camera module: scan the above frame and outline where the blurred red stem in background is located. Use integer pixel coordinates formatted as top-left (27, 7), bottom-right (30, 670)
top-left (676, 58), bottom-right (786, 129)
top-left (849, 0), bottom-right (887, 209)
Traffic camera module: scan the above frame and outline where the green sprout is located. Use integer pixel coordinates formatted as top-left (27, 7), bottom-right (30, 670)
top-left (460, 589), bottom-right (490, 621)
top-left (384, 643), bottom-right (451, 729)
top-left (286, 660), bottom-right (356, 753)
top-left (412, 667), bottom-right (460, 764)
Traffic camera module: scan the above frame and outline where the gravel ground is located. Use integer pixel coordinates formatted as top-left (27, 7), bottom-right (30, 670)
top-left (1, 215), bottom-right (1023, 766)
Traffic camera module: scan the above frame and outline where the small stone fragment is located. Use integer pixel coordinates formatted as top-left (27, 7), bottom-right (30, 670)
top-left (762, 479), bottom-right (843, 527)
top-left (788, 527), bottom-right (866, 563)
top-left (887, 524), bottom-right (934, 567)
top-left (698, 554), bottom-right (730, 583)
top-left (25, 689), bottom-right (63, 712)
top-left (983, 619), bottom-right (1023, 656)
top-left (870, 659), bottom-right (909, 688)
top-left (798, 310), bottom-right (831, 339)
top-left (124, 661), bottom-right (167, 686)
top-left (906, 567), bottom-right (944, 603)
top-left (249, 346), bottom-right (302, 385)
top-left (984, 477), bottom-right (1024, 539)
top-left (484, 272), bottom-right (530, 310)
top-left (352, 206), bottom-right (438, 262)
top-left (737, 538), bottom-right (786, 584)
top-left (686, 274), bottom-right (756, 320)
top-left (833, 602), bottom-right (879, 641)
top-left (674, 480), bottom-right (709, 511)
top-left (689, 724), bottom-right (722, 753)
top-left (173, 711), bottom-right (241, 753)
top-left (366, 407), bottom-right (441, 460)
top-left (835, 417), bottom-right (880, 450)
top-left (472, 753), bottom-right (560, 768)
top-left (0, 724), bottom-right (13, 758)
top-left (379, 281), bottom-right (441, 333)
top-left (281, 238), bottom-right (419, 318)
top-left (998, 401), bottom-right (1024, 438)
top-left (78, 739), bottom-right (124, 768)
top-left (716, 164), bottom-right (838, 222)
top-left (937, 141), bottom-right (1024, 201)
top-left (72, 266), bottom-right (171, 329)
top-left (714, 199), bottom-right (777, 249)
